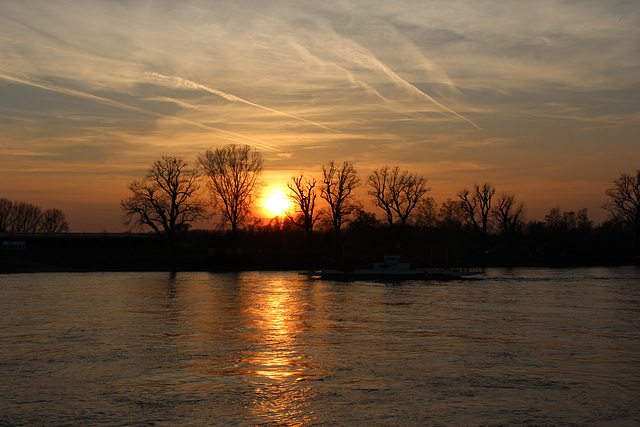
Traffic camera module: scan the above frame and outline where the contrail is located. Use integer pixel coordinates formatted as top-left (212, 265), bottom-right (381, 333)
top-left (0, 72), bottom-right (278, 152)
top-left (290, 41), bottom-right (433, 122)
top-left (323, 35), bottom-right (482, 130)
top-left (147, 72), bottom-right (341, 133)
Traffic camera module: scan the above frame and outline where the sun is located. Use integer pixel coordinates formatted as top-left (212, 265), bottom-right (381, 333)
top-left (261, 187), bottom-right (292, 218)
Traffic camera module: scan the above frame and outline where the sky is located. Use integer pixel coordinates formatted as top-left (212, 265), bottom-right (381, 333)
top-left (1, 0), bottom-right (639, 232)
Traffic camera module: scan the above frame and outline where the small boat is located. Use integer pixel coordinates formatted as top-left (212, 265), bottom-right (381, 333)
top-left (299, 255), bottom-right (482, 281)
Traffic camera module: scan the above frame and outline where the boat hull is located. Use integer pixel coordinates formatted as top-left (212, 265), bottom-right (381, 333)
top-left (299, 268), bottom-right (481, 281)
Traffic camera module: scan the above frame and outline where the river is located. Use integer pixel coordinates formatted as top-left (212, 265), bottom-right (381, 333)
top-left (1, 267), bottom-right (639, 425)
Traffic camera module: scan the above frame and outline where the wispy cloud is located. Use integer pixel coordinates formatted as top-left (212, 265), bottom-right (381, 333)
top-left (146, 72), bottom-right (340, 133)
top-left (0, 72), bottom-right (278, 152)
top-left (305, 24), bottom-right (482, 129)
top-left (1, 0), bottom-right (639, 230)
top-left (1, 72), bottom-right (154, 117)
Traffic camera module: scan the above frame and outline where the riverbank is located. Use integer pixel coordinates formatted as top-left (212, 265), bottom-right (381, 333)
top-left (1, 230), bottom-right (637, 274)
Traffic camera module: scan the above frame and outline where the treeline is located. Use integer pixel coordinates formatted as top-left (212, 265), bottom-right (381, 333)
top-left (3, 145), bottom-right (636, 272)
top-left (119, 145), bottom-right (639, 269)
top-left (190, 200), bottom-right (634, 269)
top-left (0, 198), bottom-right (69, 233)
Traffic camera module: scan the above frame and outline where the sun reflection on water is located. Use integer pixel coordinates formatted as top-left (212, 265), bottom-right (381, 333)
top-left (171, 273), bottom-right (327, 424)
top-left (236, 278), bottom-right (310, 382)
top-left (233, 277), bottom-right (323, 425)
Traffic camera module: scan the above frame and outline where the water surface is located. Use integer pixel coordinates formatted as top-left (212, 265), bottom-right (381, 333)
top-left (1, 267), bottom-right (639, 425)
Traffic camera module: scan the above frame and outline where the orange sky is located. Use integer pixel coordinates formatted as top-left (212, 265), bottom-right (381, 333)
top-left (1, 1), bottom-right (639, 231)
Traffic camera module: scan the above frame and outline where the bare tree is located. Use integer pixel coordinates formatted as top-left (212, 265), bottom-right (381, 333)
top-left (415, 196), bottom-right (438, 228)
top-left (8, 201), bottom-right (42, 233)
top-left (492, 193), bottom-right (525, 249)
top-left (603, 169), bottom-right (640, 236)
top-left (367, 166), bottom-right (430, 227)
top-left (121, 156), bottom-right (205, 243)
top-left (1, 199), bottom-right (69, 233)
top-left (286, 174), bottom-right (319, 253)
top-left (544, 206), bottom-right (564, 231)
top-left (437, 198), bottom-right (465, 228)
top-left (321, 161), bottom-right (361, 262)
top-left (198, 144), bottom-right (264, 238)
top-left (576, 208), bottom-right (593, 231)
top-left (39, 208), bottom-right (70, 233)
top-left (0, 198), bottom-right (13, 232)
top-left (562, 210), bottom-right (577, 230)
top-left (458, 182), bottom-right (495, 251)
top-left (436, 198), bottom-right (465, 268)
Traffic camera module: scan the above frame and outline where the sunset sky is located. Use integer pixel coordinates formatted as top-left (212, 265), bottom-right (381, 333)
top-left (1, 0), bottom-right (639, 232)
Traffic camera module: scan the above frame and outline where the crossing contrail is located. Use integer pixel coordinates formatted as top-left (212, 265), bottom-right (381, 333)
top-left (318, 33), bottom-right (482, 130)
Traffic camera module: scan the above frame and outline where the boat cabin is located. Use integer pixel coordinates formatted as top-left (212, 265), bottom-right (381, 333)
top-left (372, 255), bottom-right (412, 270)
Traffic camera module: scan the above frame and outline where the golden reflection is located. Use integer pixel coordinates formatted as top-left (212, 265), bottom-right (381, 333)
top-left (235, 277), bottom-right (321, 424)
top-left (171, 273), bottom-right (325, 423)
top-left (236, 278), bottom-right (309, 382)
top-left (171, 274), bottom-right (315, 382)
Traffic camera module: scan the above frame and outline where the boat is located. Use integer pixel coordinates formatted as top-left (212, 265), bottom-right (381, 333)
top-left (299, 255), bottom-right (482, 281)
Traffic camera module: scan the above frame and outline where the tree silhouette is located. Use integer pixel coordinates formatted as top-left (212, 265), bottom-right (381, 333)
top-left (492, 193), bottom-right (525, 250)
top-left (415, 196), bottom-right (438, 228)
top-left (286, 174), bottom-right (319, 256)
top-left (0, 198), bottom-right (13, 232)
top-left (544, 206), bottom-right (564, 231)
top-left (576, 208), bottom-right (593, 231)
top-left (321, 161), bottom-right (360, 263)
top-left (39, 208), bottom-right (70, 233)
top-left (198, 144), bottom-right (264, 239)
top-left (437, 198), bottom-right (464, 228)
top-left (1, 199), bottom-right (71, 233)
top-left (458, 182), bottom-right (495, 252)
top-left (368, 166), bottom-right (430, 227)
top-left (603, 169), bottom-right (640, 249)
top-left (8, 201), bottom-right (42, 233)
top-left (436, 198), bottom-right (465, 267)
top-left (121, 156), bottom-right (205, 244)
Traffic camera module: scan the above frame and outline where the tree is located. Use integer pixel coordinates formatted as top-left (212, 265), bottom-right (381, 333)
top-left (0, 198), bottom-right (13, 232)
top-left (563, 211), bottom-right (577, 230)
top-left (576, 208), bottom-right (593, 231)
top-left (544, 206), bottom-right (564, 231)
top-left (437, 198), bottom-right (464, 228)
top-left (458, 182), bottom-right (495, 251)
top-left (198, 144), bottom-right (264, 238)
top-left (603, 169), bottom-right (640, 236)
top-left (492, 193), bottom-right (525, 250)
top-left (39, 208), bottom-right (70, 233)
top-left (415, 196), bottom-right (438, 228)
top-left (436, 198), bottom-right (465, 268)
top-left (544, 206), bottom-right (583, 232)
top-left (286, 174), bottom-right (319, 254)
top-left (367, 166), bottom-right (430, 227)
top-left (121, 156), bottom-right (205, 243)
top-left (0, 199), bottom-right (69, 233)
top-left (8, 201), bottom-right (42, 233)
top-left (321, 161), bottom-right (361, 262)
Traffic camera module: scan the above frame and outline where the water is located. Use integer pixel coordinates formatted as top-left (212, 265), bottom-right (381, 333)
top-left (1, 267), bottom-right (639, 426)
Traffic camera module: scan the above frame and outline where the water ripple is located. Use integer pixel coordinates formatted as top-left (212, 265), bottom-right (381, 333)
top-left (1, 268), bottom-right (639, 425)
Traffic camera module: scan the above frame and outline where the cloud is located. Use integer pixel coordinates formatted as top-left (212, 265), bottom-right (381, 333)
top-left (302, 22), bottom-right (482, 129)
top-left (1, 0), bottom-right (639, 231)
top-left (0, 71), bottom-right (278, 152)
top-left (0, 72), bottom-right (153, 117)
top-left (287, 40), bottom-right (458, 124)
top-left (146, 72), bottom-right (340, 133)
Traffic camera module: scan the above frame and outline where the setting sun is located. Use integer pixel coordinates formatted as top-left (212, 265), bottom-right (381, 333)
top-left (261, 187), bottom-right (292, 218)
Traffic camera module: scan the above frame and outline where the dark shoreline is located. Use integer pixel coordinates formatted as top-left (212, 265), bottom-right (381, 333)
top-left (2, 230), bottom-right (637, 274)
top-left (2, 256), bottom-right (636, 275)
